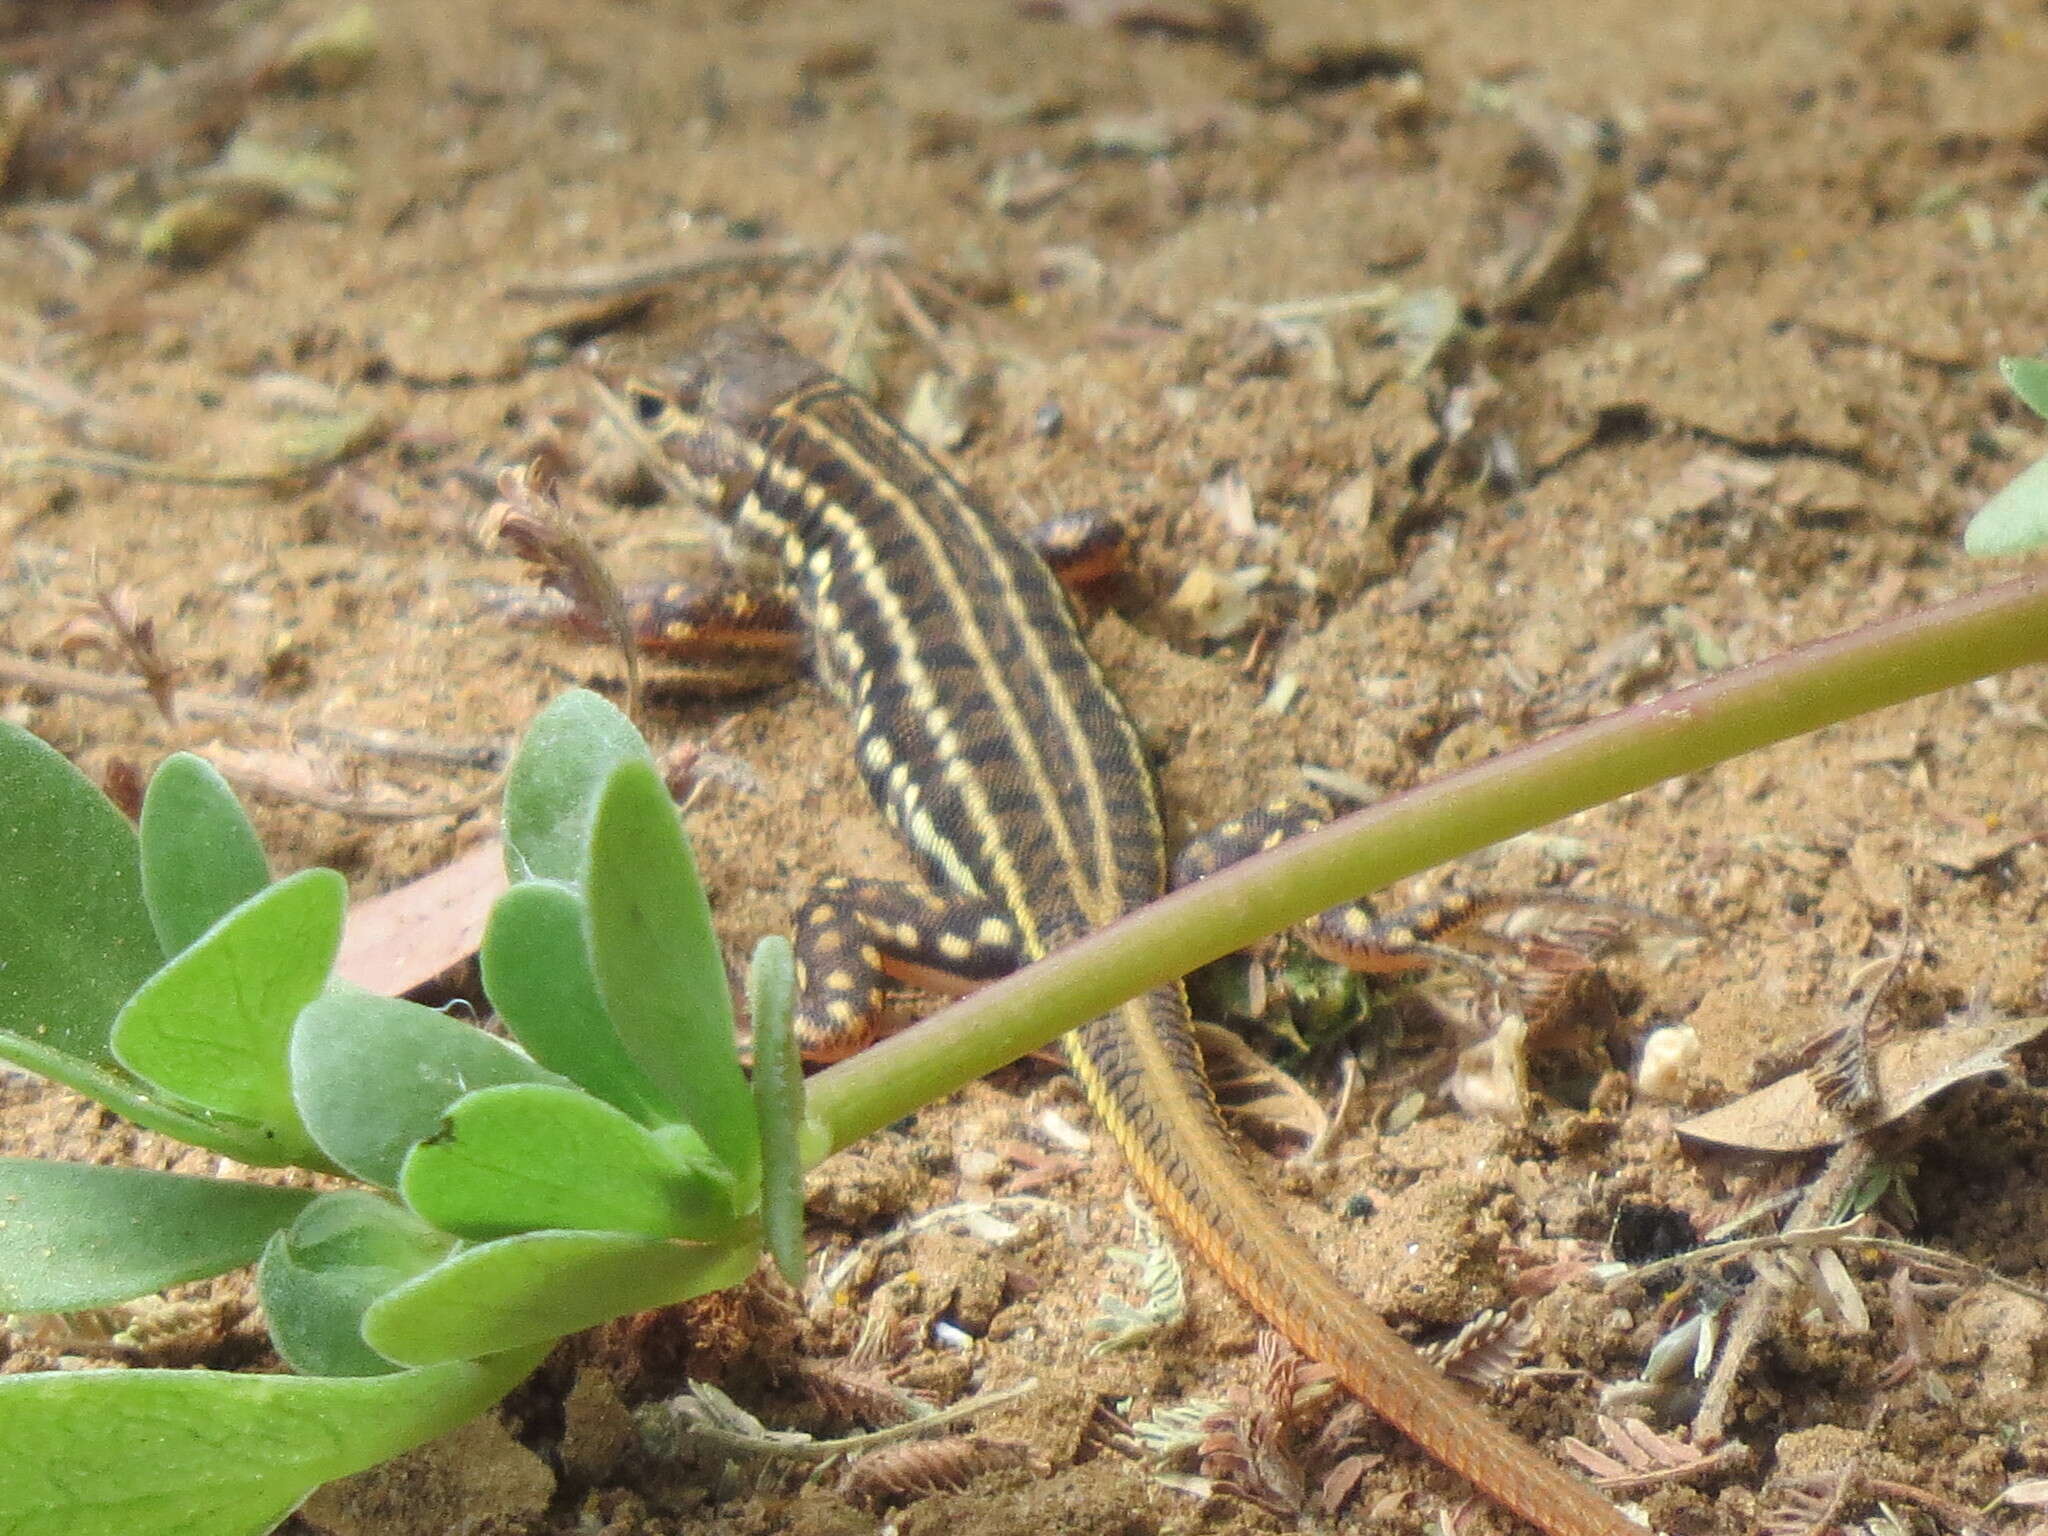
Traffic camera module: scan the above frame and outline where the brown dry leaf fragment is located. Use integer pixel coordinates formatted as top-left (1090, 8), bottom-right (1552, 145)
top-left (101, 755), bottom-right (146, 821)
top-left (1676, 1015), bottom-right (2048, 1154)
top-left (1603, 1416), bottom-right (1707, 1471)
top-left (482, 462), bottom-right (640, 721)
top-left (792, 1358), bottom-right (930, 1430)
top-left (1560, 1416), bottom-right (1737, 1491)
top-left (1558, 1437), bottom-right (1635, 1481)
top-left (52, 583), bottom-right (180, 721)
top-left (1758, 1470), bottom-right (1855, 1536)
top-left (1507, 1239), bottom-right (1603, 1299)
top-left (334, 839), bottom-right (508, 997)
top-left (1874, 1267), bottom-right (1958, 1393)
top-left (1193, 1334), bottom-right (1374, 1520)
top-left (1318, 1452), bottom-right (1384, 1517)
top-left (840, 1434), bottom-right (1044, 1507)
top-left (1801, 1015), bottom-right (1881, 1120)
top-left (1427, 1307), bottom-right (1535, 1388)
top-left (1191, 1020), bottom-right (1327, 1150)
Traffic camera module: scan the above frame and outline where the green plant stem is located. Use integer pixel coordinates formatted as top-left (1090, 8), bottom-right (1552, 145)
top-left (807, 570), bottom-right (2048, 1154)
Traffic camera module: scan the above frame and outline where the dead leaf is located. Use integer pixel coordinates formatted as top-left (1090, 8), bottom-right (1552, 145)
top-left (334, 839), bottom-right (507, 996)
top-left (1192, 1021), bottom-right (1328, 1150)
top-left (1677, 1016), bottom-right (2048, 1154)
top-left (1995, 1479), bottom-right (2048, 1509)
top-left (1559, 1416), bottom-right (1735, 1489)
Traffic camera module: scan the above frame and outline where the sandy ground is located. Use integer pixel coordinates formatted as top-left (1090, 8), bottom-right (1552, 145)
top-left (5, 1), bottom-right (2048, 1533)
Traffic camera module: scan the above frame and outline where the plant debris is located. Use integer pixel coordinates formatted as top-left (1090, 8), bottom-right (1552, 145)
top-left (1677, 1014), bottom-right (2048, 1155)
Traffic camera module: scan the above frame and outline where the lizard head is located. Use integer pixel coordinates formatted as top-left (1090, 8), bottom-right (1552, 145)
top-left (606, 326), bottom-right (829, 516)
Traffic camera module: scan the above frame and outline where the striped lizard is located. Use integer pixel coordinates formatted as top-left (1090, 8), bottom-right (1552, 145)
top-left (615, 326), bottom-right (1642, 1536)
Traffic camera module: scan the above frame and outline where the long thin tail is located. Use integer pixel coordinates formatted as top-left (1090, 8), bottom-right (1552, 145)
top-left (1068, 994), bottom-right (1643, 1536)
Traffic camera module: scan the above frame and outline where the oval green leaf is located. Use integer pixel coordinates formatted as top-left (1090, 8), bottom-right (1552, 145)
top-left (360, 1229), bottom-right (758, 1367)
top-left (0, 1157), bottom-right (315, 1312)
top-left (0, 721), bottom-right (186, 1133)
top-left (140, 752), bottom-right (271, 957)
top-left (586, 756), bottom-right (756, 1196)
top-left (0, 1345), bottom-right (544, 1536)
top-left (481, 880), bottom-right (678, 1123)
top-left (398, 1082), bottom-right (737, 1242)
top-left (111, 868), bottom-right (344, 1167)
top-left (2001, 355), bottom-right (2048, 422)
top-left (257, 1191), bottom-right (453, 1378)
top-left (501, 688), bottom-right (649, 885)
top-left (1964, 451), bottom-right (2048, 557)
top-left (290, 986), bottom-right (557, 1188)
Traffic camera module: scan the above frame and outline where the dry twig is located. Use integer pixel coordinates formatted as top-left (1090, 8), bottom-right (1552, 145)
top-left (481, 461), bottom-right (642, 724)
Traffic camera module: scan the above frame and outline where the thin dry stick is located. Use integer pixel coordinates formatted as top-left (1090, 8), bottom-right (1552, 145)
top-left (676, 1378), bottom-right (1037, 1462)
top-left (1620, 1224), bottom-right (2048, 1313)
top-left (481, 462), bottom-right (642, 725)
top-left (1692, 1140), bottom-right (1873, 1447)
top-left (80, 579), bottom-right (179, 720)
top-left (500, 238), bottom-right (817, 302)
top-left (0, 651), bottom-right (508, 769)
top-left (0, 426), bottom-right (382, 487)
top-left (215, 765), bottom-right (502, 824)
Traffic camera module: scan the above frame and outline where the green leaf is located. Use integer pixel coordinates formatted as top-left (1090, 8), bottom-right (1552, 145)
top-left (140, 752), bottom-right (270, 957)
top-left (0, 1157), bottom-right (315, 1311)
top-left (111, 869), bottom-right (344, 1168)
top-left (481, 881), bottom-right (678, 1123)
top-left (0, 721), bottom-right (170, 1113)
top-left (290, 987), bottom-right (557, 1188)
top-left (1965, 451), bottom-right (2048, 556)
top-left (0, 1346), bottom-right (544, 1536)
top-left (501, 689), bottom-right (649, 885)
top-left (746, 935), bottom-right (808, 1287)
top-left (2001, 355), bottom-right (2048, 421)
top-left (398, 1082), bottom-right (737, 1242)
top-left (361, 1229), bottom-right (757, 1367)
top-left (586, 756), bottom-right (756, 1198)
top-left (257, 1191), bottom-right (453, 1378)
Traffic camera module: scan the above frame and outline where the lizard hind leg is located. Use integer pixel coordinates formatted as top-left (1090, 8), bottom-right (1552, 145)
top-left (1173, 794), bottom-right (1654, 1025)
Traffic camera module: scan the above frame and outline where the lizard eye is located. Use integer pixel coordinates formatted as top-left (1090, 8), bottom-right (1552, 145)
top-left (628, 385), bottom-right (668, 427)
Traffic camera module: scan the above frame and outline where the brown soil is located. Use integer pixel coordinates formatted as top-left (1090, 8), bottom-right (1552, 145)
top-left (5, 2), bottom-right (2048, 1534)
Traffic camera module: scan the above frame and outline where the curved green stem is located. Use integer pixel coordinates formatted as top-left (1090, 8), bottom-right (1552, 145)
top-left (808, 570), bottom-right (2048, 1154)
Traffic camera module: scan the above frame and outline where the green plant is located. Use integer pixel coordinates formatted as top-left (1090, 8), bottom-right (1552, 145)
top-left (0, 690), bottom-right (809, 1534)
top-left (2, 568), bottom-right (2045, 1536)
top-left (1965, 356), bottom-right (2048, 555)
